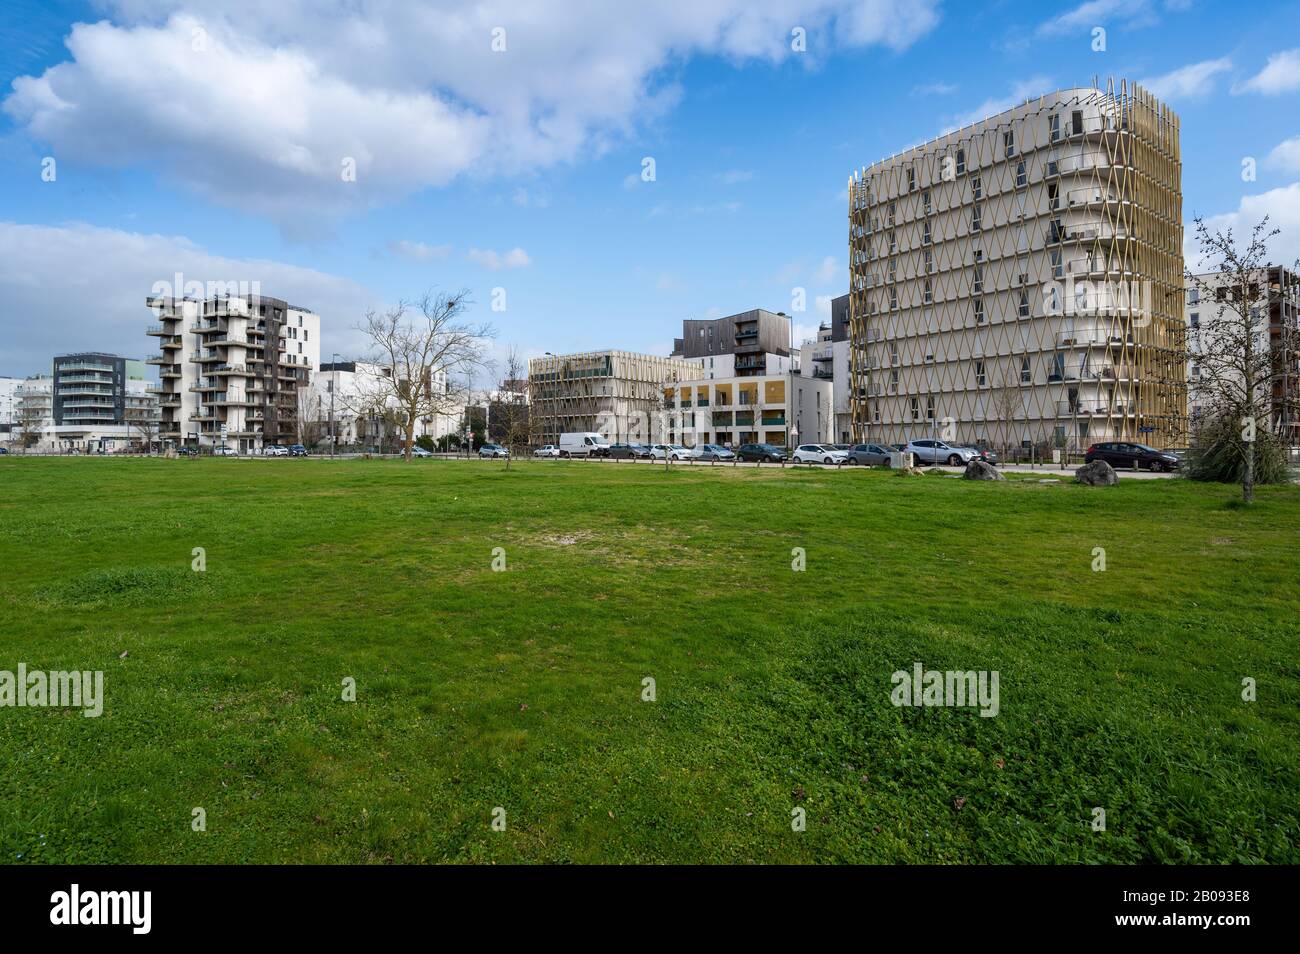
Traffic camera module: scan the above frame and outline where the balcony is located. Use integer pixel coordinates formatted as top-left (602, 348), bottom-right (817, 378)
top-left (159, 367), bottom-right (183, 378)
top-left (1056, 329), bottom-right (1125, 348)
top-left (145, 324), bottom-right (168, 336)
top-left (145, 354), bottom-right (167, 364)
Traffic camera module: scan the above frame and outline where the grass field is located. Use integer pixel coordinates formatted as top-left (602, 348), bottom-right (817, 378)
top-left (1, 457), bottom-right (1297, 864)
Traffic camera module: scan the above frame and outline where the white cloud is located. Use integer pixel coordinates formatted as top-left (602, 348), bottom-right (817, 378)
top-left (0, 221), bottom-right (378, 375)
top-left (1234, 48), bottom-right (1300, 95)
top-left (716, 169), bottom-right (755, 185)
top-left (4, 1), bottom-right (941, 232)
top-left (1189, 183), bottom-right (1300, 269)
top-left (1036, 0), bottom-right (1172, 37)
top-left (656, 272), bottom-right (684, 292)
top-left (1265, 137), bottom-right (1300, 174)
top-left (387, 240), bottom-right (452, 262)
top-left (912, 81), bottom-right (958, 96)
top-left (814, 294), bottom-right (834, 317)
top-left (814, 256), bottom-right (840, 283)
top-left (945, 76), bottom-right (1053, 132)
top-left (467, 247), bottom-right (531, 270)
top-left (1140, 57), bottom-right (1232, 101)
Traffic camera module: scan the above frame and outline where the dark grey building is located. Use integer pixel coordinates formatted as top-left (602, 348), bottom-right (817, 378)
top-left (672, 308), bottom-right (792, 376)
top-left (52, 353), bottom-right (139, 426)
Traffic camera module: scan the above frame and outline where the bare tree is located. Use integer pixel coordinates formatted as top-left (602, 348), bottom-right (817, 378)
top-left (124, 403), bottom-right (159, 453)
top-left (1184, 215), bottom-right (1298, 503)
top-left (296, 386), bottom-right (324, 449)
top-left (493, 346), bottom-right (530, 469)
top-left (991, 373), bottom-right (1024, 460)
top-left (350, 290), bottom-right (495, 460)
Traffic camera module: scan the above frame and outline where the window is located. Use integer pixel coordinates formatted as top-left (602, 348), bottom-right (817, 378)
top-left (1018, 290), bottom-right (1031, 318)
top-left (910, 396), bottom-right (920, 420)
top-left (889, 288), bottom-right (898, 310)
top-left (889, 231), bottom-right (897, 254)
top-left (907, 166), bottom-right (916, 193)
top-left (887, 200), bottom-right (896, 224)
top-left (971, 175), bottom-right (982, 200)
top-left (890, 343), bottom-right (899, 365)
top-left (973, 298), bottom-right (985, 324)
top-left (924, 249), bottom-right (933, 274)
top-left (923, 221), bottom-right (932, 245)
top-left (1187, 288), bottom-right (1199, 305)
top-left (971, 204), bottom-right (982, 232)
top-left (975, 360), bottom-right (987, 386)
top-left (955, 148), bottom-right (966, 175)
top-left (924, 279), bottom-right (933, 304)
top-left (1004, 129), bottom-right (1015, 158)
top-left (1071, 110), bottom-right (1083, 136)
top-left (973, 264), bottom-right (983, 294)
top-left (1190, 312), bottom-right (1200, 329)
top-left (1020, 356), bottom-right (1031, 384)
top-left (926, 395), bottom-right (935, 419)
top-left (888, 259), bottom-right (896, 282)
top-left (922, 189), bottom-right (931, 214)
top-left (1050, 113), bottom-right (1060, 142)
top-left (1016, 161), bottom-right (1027, 187)
top-left (1051, 249), bottom-right (1063, 279)
top-left (1048, 182), bottom-right (1058, 209)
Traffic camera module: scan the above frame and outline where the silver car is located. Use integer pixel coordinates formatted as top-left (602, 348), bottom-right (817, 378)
top-left (846, 443), bottom-right (893, 466)
top-left (904, 440), bottom-right (981, 466)
top-left (691, 444), bottom-right (735, 461)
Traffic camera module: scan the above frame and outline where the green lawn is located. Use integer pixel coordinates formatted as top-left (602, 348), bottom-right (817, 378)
top-left (1, 457), bottom-right (1297, 863)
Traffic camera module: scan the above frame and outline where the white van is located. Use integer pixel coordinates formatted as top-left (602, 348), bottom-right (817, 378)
top-left (559, 432), bottom-right (610, 458)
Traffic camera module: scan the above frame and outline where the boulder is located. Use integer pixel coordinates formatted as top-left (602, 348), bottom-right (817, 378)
top-left (962, 459), bottom-right (1005, 481)
top-left (1075, 459), bottom-right (1119, 486)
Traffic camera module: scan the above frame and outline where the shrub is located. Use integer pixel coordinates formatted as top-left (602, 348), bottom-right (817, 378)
top-left (415, 435), bottom-right (435, 453)
top-left (1185, 409), bottom-right (1291, 485)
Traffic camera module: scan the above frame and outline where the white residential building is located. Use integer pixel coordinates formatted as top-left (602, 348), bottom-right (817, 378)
top-left (147, 293), bottom-right (320, 452)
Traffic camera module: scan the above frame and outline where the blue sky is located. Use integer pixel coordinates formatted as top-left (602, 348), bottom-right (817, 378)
top-left (2, 0), bottom-right (1298, 377)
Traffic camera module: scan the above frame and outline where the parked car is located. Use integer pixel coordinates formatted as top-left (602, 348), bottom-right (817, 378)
top-left (904, 440), bottom-right (984, 466)
top-left (793, 444), bottom-right (848, 464)
top-left (649, 443), bottom-right (691, 461)
top-left (846, 443), bottom-right (894, 466)
top-left (479, 443), bottom-right (509, 459)
top-left (411, 446), bottom-right (434, 458)
top-left (176, 446), bottom-right (198, 457)
top-left (691, 443), bottom-right (735, 461)
top-left (831, 444), bottom-right (853, 452)
top-left (0, 447), bottom-right (10, 455)
top-left (262, 445), bottom-right (289, 457)
top-left (289, 444), bottom-right (308, 457)
top-left (1085, 441), bottom-right (1179, 472)
top-left (559, 432), bottom-right (610, 458)
top-left (736, 443), bottom-right (786, 462)
top-left (889, 443), bottom-right (907, 452)
top-left (608, 442), bottom-right (651, 459)
top-left (534, 444), bottom-right (561, 458)
top-left (215, 446), bottom-right (239, 457)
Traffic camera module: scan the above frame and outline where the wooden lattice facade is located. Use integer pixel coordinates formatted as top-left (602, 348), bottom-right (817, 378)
top-left (848, 80), bottom-right (1187, 453)
top-left (528, 350), bottom-right (701, 444)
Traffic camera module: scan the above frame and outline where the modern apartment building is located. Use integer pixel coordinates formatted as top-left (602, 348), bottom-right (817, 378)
top-left (663, 370), bottom-right (832, 448)
top-left (1186, 266), bottom-right (1300, 443)
top-left (528, 350), bottom-right (701, 444)
top-left (798, 296), bottom-right (853, 443)
top-left (847, 79), bottom-right (1187, 453)
top-left (52, 353), bottom-right (142, 426)
top-left (671, 308), bottom-right (796, 377)
top-left (147, 293), bottom-right (320, 451)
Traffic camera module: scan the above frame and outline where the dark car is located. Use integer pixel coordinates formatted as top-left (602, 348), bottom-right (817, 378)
top-left (736, 443), bottom-right (786, 463)
top-left (608, 442), bottom-right (651, 459)
top-left (1085, 441), bottom-right (1179, 472)
top-left (289, 444), bottom-right (308, 457)
top-left (847, 443), bottom-right (893, 466)
top-left (176, 446), bottom-right (198, 457)
top-left (0, 447), bottom-right (8, 455)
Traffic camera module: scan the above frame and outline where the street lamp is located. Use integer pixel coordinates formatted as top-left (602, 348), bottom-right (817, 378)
top-left (330, 352), bottom-right (339, 458)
